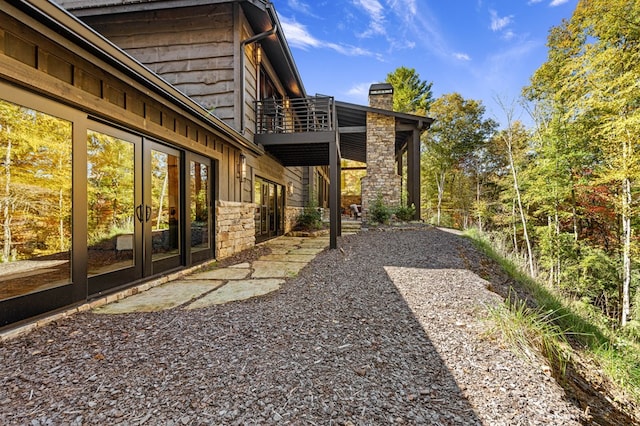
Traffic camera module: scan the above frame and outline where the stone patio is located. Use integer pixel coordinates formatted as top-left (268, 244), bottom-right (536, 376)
top-left (93, 235), bottom-right (330, 315)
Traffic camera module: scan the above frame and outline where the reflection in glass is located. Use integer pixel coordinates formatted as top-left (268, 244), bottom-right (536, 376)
top-left (190, 160), bottom-right (209, 253)
top-left (151, 150), bottom-right (180, 261)
top-left (0, 99), bottom-right (72, 300)
top-left (254, 179), bottom-right (262, 236)
top-left (87, 131), bottom-right (135, 276)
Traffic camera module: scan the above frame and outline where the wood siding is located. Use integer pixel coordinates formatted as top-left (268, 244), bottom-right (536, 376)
top-left (82, 4), bottom-right (237, 128)
top-left (0, 9), bottom-right (247, 203)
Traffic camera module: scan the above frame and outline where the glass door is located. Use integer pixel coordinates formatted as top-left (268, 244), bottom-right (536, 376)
top-left (87, 132), bottom-right (184, 295)
top-left (254, 177), bottom-right (285, 242)
top-left (87, 126), bottom-right (142, 295)
top-left (188, 154), bottom-right (213, 263)
top-left (145, 141), bottom-right (182, 275)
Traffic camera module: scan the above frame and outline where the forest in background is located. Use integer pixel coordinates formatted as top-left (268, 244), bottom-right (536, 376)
top-left (386, 0), bottom-right (639, 338)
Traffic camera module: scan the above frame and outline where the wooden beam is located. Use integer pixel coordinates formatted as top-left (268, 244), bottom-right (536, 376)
top-left (255, 131), bottom-right (335, 145)
top-left (396, 123), bottom-right (417, 132)
top-left (339, 126), bottom-right (366, 133)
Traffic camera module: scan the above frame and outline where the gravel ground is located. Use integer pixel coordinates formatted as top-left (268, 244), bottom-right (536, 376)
top-left (0, 227), bottom-right (588, 425)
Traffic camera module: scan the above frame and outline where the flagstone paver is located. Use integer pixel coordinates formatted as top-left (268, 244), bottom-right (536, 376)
top-left (91, 234), bottom-right (330, 315)
top-left (185, 278), bottom-right (285, 308)
top-left (264, 246), bottom-right (290, 255)
top-left (299, 239), bottom-right (330, 248)
top-left (94, 280), bottom-right (224, 314)
top-left (293, 247), bottom-right (326, 255)
top-left (185, 267), bottom-right (250, 280)
top-left (251, 260), bottom-right (306, 278)
top-left (259, 253), bottom-right (317, 263)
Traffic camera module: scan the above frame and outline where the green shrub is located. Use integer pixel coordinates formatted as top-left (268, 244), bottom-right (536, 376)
top-left (395, 204), bottom-right (416, 222)
top-left (369, 194), bottom-right (391, 224)
top-left (296, 206), bottom-right (322, 230)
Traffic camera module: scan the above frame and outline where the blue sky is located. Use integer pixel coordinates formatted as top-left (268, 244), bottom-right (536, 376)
top-left (270, 0), bottom-right (577, 129)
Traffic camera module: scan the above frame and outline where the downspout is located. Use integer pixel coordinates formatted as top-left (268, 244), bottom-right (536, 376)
top-left (239, 16), bottom-right (278, 134)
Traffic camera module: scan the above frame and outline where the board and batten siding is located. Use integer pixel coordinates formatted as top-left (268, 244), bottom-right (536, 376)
top-left (81, 3), bottom-right (237, 128)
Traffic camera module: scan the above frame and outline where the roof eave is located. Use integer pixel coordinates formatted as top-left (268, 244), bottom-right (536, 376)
top-left (14, 0), bottom-right (263, 155)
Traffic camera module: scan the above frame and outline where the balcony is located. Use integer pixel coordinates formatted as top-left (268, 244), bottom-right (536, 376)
top-left (254, 96), bottom-right (336, 167)
top-left (255, 96), bottom-right (334, 134)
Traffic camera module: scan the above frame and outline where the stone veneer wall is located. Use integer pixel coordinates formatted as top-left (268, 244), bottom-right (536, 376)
top-left (215, 200), bottom-right (255, 259)
top-left (361, 86), bottom-right (401, 221)
top-left (285, 206), bottom-right (303, 233)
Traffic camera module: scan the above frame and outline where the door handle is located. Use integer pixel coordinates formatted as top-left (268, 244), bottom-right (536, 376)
top-left (145, 205), bottom-right (152, 222)
top-left (135, 205), bottom-right (143, 223)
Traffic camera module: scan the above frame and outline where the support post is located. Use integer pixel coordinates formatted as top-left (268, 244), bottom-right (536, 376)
top-left (408, 128), bottom-right (421, 219)
top-left (329, 138), bottom-right (339, 249)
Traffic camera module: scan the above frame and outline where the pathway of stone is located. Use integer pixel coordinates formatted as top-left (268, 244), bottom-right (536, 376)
top-left (95, 235), bottom-right (330, 314)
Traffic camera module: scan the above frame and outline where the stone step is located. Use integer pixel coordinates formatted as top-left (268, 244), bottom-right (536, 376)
top-left (341, 221), bottom-right (362, 232)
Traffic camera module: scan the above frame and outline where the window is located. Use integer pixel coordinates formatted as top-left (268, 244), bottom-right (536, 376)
top-left (0, 99), bottom-right (72, 300)
top-left (190, 159), bottom-right (210, 254)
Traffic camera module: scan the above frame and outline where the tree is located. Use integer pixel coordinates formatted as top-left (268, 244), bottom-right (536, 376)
top-left (385, 66), bottom-right (433, 114)
top-left (525, 0), bottom-right (640, 326)
top-left (422, 93), bottom-right (497, 226)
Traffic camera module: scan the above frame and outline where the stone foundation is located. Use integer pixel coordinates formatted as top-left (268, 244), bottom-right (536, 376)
top-left (215, 200), bottom-right (255, 259)
top-left (285, 206), bottom-right (303, 233)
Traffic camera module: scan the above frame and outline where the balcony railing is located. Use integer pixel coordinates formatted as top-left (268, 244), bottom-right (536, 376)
top-left (255, 96), bottom-right (334, 134)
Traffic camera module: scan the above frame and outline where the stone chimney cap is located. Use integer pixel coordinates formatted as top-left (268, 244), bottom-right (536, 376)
top-left (369, 83), bottom-right (393, 95)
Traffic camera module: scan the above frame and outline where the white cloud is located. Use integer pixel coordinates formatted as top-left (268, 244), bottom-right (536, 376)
top-left (386, 0), bottom-right (449, 57)
top-left (454, 52), bottom-right (471, 61)
top-left (489, 9), bottom-right (513, 32)
top-left (280, 17), bottom-right (321, 49)
top-left (345, 81), bottom-right (378, 103)
top-left (353, 0), bottom-right (386, 37)
top-left (280, 16), bottom-right (379, 58)
top-left (502, 30), bottom-right (516, 41)
top-left (528, 0), bottom-right (570, 6)
top-left (347, 82), bottom-right (374, 97)
top-left (286, 0), bottom-right (314, 16)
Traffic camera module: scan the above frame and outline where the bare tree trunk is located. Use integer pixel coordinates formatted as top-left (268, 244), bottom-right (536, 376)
top-left (547, 215), bottom-right (554, 286)
top-left (3, 135), bottom-right (11, 262)
top-left (476, 173), bottom-right (483, 232)
top-left (508, 143), bottom-right (535, 277)
top-left (554, 210), bottom-right (562, 286)
top-left (435, 171), bottom-right (445, 226)
top-left (59, 188), bottom-right (65, 251)
top-left (512, 198), bottom-right (518, 253)
top-left (496, 96), bottom-right (535, 277)
top-left (621, 176), bottom-right (631, 326)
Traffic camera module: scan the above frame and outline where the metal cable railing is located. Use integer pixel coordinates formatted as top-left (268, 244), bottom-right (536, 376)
top-left (255, 96), bottom-right (334, 134)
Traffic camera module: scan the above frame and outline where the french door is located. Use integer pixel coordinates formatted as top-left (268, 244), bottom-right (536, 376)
top-left (87, 125), bottom-right (183, 295)
top-left (254, 177), bottom-right (284, 242)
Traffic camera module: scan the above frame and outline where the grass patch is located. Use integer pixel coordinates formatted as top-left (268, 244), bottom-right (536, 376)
top-left (466, 228), bottom-right (640, 402)
top-left (486, 296), bottom-right (571, 376)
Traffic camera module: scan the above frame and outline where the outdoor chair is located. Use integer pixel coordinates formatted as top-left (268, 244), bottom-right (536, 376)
top-left (262, 97), bottom-right (283, 132)
top-left (350, 204), bottom-right (362, 219)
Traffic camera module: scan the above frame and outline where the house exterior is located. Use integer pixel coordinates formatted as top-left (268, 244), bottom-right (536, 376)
top-left (0, 0), bottom-right (431, 329)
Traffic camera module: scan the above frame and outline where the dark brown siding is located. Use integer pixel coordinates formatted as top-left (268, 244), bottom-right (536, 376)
top-left (81, 4), bottom-right (237, 127)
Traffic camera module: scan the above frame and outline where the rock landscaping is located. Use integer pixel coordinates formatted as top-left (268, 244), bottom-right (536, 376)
top-left (0, 227), bottom-right (612, 425)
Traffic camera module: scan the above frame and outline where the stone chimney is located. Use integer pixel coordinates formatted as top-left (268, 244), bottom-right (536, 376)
top-left (361, 83), bottom-right (401, 222)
